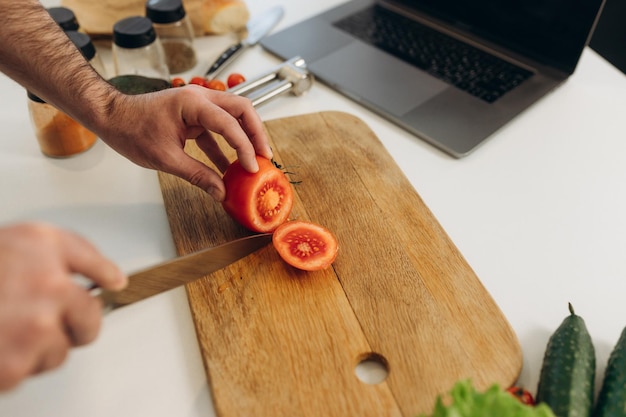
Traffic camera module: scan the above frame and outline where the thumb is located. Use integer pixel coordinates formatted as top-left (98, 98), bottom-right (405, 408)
top-left (61, 231), bottom-right (127, 291)
top-left (169, 156), bottom-right (226, 201)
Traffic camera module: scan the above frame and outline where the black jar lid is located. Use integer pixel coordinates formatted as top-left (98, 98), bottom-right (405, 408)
top-left (27, 90), bottom-right (45, 103)
top-left (47, 6), bottom-right (80, 31)
top-left (66, 31), bottom-right (96, 61)
top-left (113, 16), bottom-right (157, 49)
top-left (145, 0), bottom-right (186, 24)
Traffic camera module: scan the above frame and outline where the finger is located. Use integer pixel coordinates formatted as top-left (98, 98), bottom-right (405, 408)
top-left (220, 95), bottom-right (273, 161)
top-left (196, 104), bottom-right (260, 173)
top-left (16, 309), bottom-right (72, 376)
top-left (58, 231), bottom-right (127, 291)
top-left (165, 152), bottom-right (227, 200)
top-left (194, 130), bottom-right (231, 174)
top-left (0, 348), bottom-right (34, 391)
top-left (195, 92), bottom-right (276, 172)
top-left (202, 92), bottom-right (273, 159)
top-left (234, 105), bottom-right (273, 160)
top-left (0, 303), bottom-right (62, 388)
top-left (34, 329), bottom-right (70, 375)
top-left (0, 357), bottom-right (28, 391)
top-left (63, 285), bottom-right (103, 346)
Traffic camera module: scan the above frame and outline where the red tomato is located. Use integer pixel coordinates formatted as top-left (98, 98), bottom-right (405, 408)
top-left (206, 79), bottom-right (227, 91)
top-left (222, 156), bottom-right (293, 233)
top-left (189, 76), bottom-right (208, 87)
top-left (506, 386), bottom-right (535, 405)
top-left (171, 77), bottom-right (186, 87)
top-left (227, 72), bottom-right (246, 88)
top-left (272, 221), bottom-right (338, 271)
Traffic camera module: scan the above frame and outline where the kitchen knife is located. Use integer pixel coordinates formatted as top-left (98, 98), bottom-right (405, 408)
top-left (205, 5), bottom-right (284, 78)
top-left (94, 233), bottom-right (273, 311)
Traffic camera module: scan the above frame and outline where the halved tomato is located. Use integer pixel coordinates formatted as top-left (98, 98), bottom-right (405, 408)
top-left (272, 220), bottom-right (338, 271)
top-left (222, 156), bottom-right (293, 233)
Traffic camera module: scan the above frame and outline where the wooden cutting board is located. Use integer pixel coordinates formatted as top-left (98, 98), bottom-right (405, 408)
top-left (157, 111), bottom-right (521, 417)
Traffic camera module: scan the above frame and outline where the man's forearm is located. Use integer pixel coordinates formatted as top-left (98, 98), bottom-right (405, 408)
top-left (0, 0), bottom-right (118, 132)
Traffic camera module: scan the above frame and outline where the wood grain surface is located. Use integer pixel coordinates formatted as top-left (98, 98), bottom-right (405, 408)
top-left (157, 111), bottom-right (522, 417)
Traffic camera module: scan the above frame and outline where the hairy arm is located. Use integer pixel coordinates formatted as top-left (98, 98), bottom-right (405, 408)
top-left (0, 0), bottom-right (273, 200)
top-left (0, 0), bottom-right (115, 131)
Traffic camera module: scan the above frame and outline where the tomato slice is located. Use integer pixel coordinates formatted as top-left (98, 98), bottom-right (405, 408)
top-left (222, 156), bottom-right (293, 233)
top-left (272, 220), bottom-right (338, 271)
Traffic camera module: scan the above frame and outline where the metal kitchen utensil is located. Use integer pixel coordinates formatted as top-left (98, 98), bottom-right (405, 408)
top-left (94, 233), bottom-right (273, 311)
top-left (229, 56), bottom-right (314, 107)
top-left (205, 5), bottom-right (284, 78)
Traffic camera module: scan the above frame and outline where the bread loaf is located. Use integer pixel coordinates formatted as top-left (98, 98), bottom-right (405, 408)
top-left (201, 0), bottom-right (249, 34)
top-left (59, 0), bottom-right (249, 36)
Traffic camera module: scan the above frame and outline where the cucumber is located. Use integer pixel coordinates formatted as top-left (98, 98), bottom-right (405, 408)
top-left (593, 326), bottom-right (626, 417)
top-left (536, 303), bottom-right (596, 417)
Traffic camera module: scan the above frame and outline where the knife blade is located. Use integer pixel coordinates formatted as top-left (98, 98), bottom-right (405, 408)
top-left (95, 233), bottom-right (273, 311)
top-left (205, 5), bottom-right (284, 78)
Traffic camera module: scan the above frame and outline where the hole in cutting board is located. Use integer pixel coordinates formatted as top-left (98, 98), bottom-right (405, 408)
top-left (355, 352), bottom-right (389, 384)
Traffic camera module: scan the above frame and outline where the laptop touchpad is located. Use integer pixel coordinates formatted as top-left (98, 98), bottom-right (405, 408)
top-left (310, 42), bottom-right (448, 116)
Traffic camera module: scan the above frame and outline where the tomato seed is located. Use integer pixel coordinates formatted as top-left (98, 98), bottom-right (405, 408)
top-left (258, 183), bottom-right (286, 219)
top-left (287, 232), bottom-right (326, 258)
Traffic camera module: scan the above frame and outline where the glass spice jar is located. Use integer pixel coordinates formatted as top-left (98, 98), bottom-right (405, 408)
top-left (27, 92), bottom-right (98, 158)
top-left (145, 0), bottom-right (197, 74)
top-left (112, 16), bottom-right (170, 80)
top-left (47, 6), bottom-right (80, 32)
top-left (25, 27), bottom-right (106, 158)
top-left (66, 30), bottom-right (107, 79)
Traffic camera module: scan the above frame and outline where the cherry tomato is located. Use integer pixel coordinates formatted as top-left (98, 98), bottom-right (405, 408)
top-left (206, 79), bottom-right (227, 91)
top-left (272, 220), bottom-right (338, 271)
top-left (227, 73), bottom-right (246, 88)
top-left (189, 76), bottom-right (208, 87)
top-left (222, 156), bottom-right (294, 233)
top-left (507, 386), bottom-right (535, 405)
top-left (171, 77), bottom-right (186, 87)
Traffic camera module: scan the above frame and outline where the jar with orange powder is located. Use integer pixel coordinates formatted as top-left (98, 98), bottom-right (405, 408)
top-left (26, 92), bottom-right (98, 158)
top-left (26, 20), bottom-right (101, 158)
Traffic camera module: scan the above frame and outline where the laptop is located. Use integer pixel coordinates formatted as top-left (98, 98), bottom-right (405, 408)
top-left (260, 0), bottom-right (606, 157)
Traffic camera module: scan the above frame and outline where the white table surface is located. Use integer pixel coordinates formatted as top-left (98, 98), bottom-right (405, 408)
top-left (2, 0), bottom-right (626, 415)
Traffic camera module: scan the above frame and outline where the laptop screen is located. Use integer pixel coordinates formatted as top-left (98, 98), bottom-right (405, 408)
top-left (390, 0), bottom-right (605, 74)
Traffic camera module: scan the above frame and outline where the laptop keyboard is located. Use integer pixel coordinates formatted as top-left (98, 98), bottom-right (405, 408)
top-left (334, 5), bottom-right (533, 103)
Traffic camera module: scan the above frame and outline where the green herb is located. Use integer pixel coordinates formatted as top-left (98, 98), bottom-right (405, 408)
top-left (420, 379), bottom-right (555, 417)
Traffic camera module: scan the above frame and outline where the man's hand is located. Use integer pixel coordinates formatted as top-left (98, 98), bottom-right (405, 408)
top-left (97, 85), bottom-right (274, 202)
top-left (0, 0), bottom-right (273, 202)
top-left (0, 223), bottom-right (127, 391)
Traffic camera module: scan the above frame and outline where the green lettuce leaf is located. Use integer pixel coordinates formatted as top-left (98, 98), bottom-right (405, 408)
top-left (419, 380), bottom-right (555, 417)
